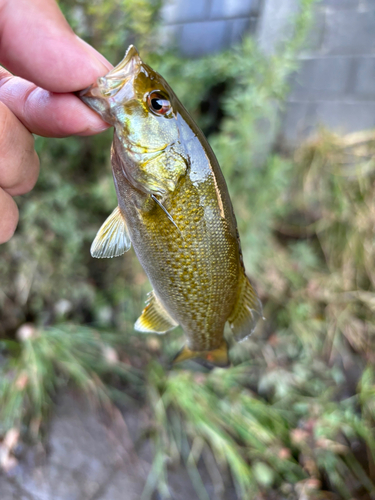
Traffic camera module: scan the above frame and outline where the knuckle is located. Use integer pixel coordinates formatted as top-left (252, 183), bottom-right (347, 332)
top-left (0, 193), bottom-right (19, 244)
top-left (0, 103), bottom-right (40, 195)
top-left (23, 151), bottom-right (40, 193)
top-left (0, 101), bottom-right (12, 145)
top-left (9, 149), bottom-right (40, 196)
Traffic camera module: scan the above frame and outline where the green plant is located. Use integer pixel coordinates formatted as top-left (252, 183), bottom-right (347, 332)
top-left (0, 325), bottom-right (142, 437)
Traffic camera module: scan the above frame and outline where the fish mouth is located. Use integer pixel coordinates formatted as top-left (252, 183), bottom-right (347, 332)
top-left (77, 45), bottom-right (142, 103)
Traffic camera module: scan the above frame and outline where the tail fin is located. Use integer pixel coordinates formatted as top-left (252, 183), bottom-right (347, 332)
top-left (173, 339), bottom-right (230, 368)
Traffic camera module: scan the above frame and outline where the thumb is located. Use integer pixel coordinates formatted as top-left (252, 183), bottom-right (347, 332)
top-left (0, 0), bottom-right (112, 93)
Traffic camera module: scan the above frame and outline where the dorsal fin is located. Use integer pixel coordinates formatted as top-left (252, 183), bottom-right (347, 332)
top-left (228, 273), bottom-right (263, 342)
top-left (135, 291), bottom-right (178, 334)
top-left (91, 206), bottom-right (131, 258)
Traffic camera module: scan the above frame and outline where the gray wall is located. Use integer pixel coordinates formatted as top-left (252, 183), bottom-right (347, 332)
top-left (280, 0), bottom-right (375, 146)
top-left (161, 0), bottom-right (261, 57)
top-left (161, 0), bottom-right (375, 146)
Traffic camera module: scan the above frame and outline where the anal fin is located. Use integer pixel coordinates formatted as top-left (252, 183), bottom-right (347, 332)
top-left (173, 339), bottom-right (230, 368)
top-left (91, 206), bottom-right (131, 258)
top-left (228, 273), bottom-right (263, 342)
top-left (135, 291), bottom-right (178, 334)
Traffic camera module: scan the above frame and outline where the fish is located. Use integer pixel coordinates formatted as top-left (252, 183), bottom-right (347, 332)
top-left (78, 45), bottom-right (263, 367)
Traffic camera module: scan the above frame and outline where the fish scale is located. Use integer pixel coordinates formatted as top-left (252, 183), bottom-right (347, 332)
top-left (79, 45), bottom-right (263, 367)
top-left (135, 175), bottom-right (237, 351)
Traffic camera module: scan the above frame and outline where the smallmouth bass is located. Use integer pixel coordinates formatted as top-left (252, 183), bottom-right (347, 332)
top-left (79, 46), bottom-right (262, 367)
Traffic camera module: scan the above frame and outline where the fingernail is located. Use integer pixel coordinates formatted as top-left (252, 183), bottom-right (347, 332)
top-left (76, 36), bottom-right (113, 74)
top-left (79, 112), bottom-right (110, 136)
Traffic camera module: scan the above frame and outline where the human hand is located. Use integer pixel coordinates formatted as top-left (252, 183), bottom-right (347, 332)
top-left (0, 0), bottom-right (112, 244)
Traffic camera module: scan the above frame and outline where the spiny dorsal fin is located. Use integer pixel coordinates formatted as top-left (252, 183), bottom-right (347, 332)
top-left (91, 206), bottom-right (131, 258)
top-left (173, 339), bottom-right (230, 368)
top-left (134, 291), bottom-right (178, 334)
top-left (228, 273), bottom-right (263, 342)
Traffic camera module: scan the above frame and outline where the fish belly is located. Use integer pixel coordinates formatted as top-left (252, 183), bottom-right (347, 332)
top-left (115, 169), bottom-right (240, 352)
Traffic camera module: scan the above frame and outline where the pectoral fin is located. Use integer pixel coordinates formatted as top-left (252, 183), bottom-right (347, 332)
top-left (135, 291), bottom-right (178, 334)
top-left (228, 273), bottom-right (263, 342)
top-left (173, 339), bottom-right (230, 368)
top-left (91, 206), bottom-right (131, 258)
top-left (151, 195), bottom-right (181, 234)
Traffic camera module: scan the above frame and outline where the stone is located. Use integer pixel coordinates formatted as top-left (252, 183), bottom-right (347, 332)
top-left (282, 99), bottom-right (375, 147)
top-left (0, 390), bottom-right (241, 500)
top-left (229, 18), bottom-right (251, 44)
top-left (210, 0), bottom-right (255, 19)
top-left (0, 392), bottom-right (148, 500)
top-left (300, 9), bottom-right (326, 55)
top-left (359, 0), bottom-right (375, 11)
top-left (352, 56), bottom-right (375, 97)
top-left (250, 0), bottom-right (262, 16)
top-left (46, 394), bottom-right (119, 476)
top-left (323, 10), bottom-right (375, 55)
top-left (279, 101), bottom-right (317, 148)
top-left (0, 478), bottom-right (32, 500)
top-left (21, 464), bottom-right (91, 500)
top-left (99, 470), bottom-right (146, 500)
top-left (314, 101), bottom-right (375, 133)
top-left (257, 0), bottom-right (300, 54)
top-left (161, 0), bottom-right (210, 25)
top-left (325, 0), bottom-right (359, 8)
top-left (179, 20), bottom-right (230, 57)
top-left (158, 24), bottom-right (179, 47)
top-left (290, 57), bottom-right (353, 100)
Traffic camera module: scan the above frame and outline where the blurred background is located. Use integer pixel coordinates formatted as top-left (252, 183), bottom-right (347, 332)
top-left (1, 0), bottom-right (375, 499)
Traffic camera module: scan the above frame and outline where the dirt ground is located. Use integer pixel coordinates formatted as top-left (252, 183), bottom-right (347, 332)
top-left (0, 391), bottom-right (238, 500)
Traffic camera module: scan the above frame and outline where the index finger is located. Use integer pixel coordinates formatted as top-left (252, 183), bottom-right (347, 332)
top-left (0, 0), bottom-right (112, 93)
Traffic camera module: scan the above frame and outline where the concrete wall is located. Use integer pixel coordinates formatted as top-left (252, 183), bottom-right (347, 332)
top-left (160, 0), bottom-right (261, 57)
top-left (281, 0), bottom-right (375, 146)
top-left (161, 0), bottom-right (375, 145)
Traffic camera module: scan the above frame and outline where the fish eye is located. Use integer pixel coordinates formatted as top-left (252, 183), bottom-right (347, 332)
top-left (147, 91), bottom-right (172, 116)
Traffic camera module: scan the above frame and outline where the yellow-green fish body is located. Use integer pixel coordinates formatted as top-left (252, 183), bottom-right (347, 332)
top-left (79, 46), bottom-right (262, 366)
